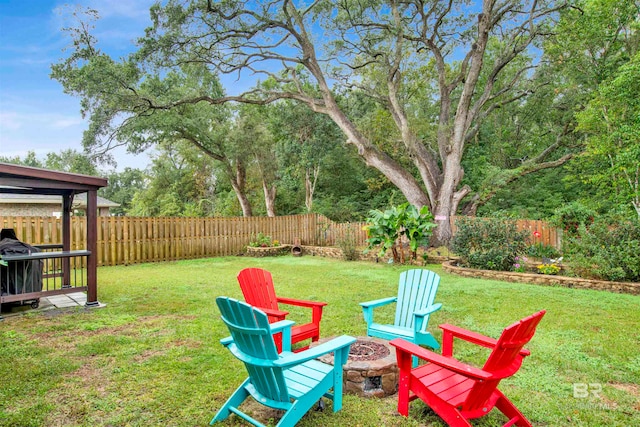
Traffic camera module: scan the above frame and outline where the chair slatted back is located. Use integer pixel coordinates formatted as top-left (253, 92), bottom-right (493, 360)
top-left (216, 297), bottom-right (290, 403)
top-left (462, 310), bottom-right (546, 412)
top-left (394, 269), bottom-right (440, 330)
top-left (238, 268), bottom-right (280, 321)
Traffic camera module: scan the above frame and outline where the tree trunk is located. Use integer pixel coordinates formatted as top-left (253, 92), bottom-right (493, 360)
top-left (391, 246), bottom-right (400, 263)
top-left (305, 166), bottom-right (319, 212)
top-left (263, 182), bottom-right (277, 217)
top-left (230, 181), bottom-right (252, 217)
top-left (226, 161), bottom-right (252, 217)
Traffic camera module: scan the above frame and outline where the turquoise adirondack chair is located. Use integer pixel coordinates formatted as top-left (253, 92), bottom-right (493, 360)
top-left (212, 297), bottom-right (356, 427)
top-left (360, 269), bottom-right (442, 352)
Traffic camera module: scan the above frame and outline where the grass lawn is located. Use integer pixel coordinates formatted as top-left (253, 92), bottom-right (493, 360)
top-left (1, 256), bottom-right (638, 426)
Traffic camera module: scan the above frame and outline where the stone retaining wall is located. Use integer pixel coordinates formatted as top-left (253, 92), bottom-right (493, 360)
top-left (443, 261), bottom-right (640, 295)
top-left (246, 245), bottom-right (292, 257)
top-left (300, 245), bottom-right (345, 258)
top-left (298, 245), bottom-right (453, 265)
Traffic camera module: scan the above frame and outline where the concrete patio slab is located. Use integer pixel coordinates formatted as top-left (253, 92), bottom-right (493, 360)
top-left (1, 292), bottom-right (104, 320)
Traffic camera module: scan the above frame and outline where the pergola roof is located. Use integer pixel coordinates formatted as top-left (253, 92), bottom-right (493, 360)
top-left (0, 162), bottom-right (108, 196)
top-left (0, 194), bottom-right (120, 208)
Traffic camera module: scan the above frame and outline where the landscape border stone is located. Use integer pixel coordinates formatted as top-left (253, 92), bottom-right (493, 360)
top-left (442, 260), bottom-right (640, 296)
top-left (245, 245), bottom-right (291, 257)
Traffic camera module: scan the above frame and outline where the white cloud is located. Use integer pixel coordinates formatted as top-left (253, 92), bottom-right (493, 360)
top-left (0, 110), bottom-right (86, 153)
top-left (51, 117), bottom-right (85, 129)
top-left (0, 112), bottom-right (23, 131)
top-left (0, 111), bottom-right (83, 129)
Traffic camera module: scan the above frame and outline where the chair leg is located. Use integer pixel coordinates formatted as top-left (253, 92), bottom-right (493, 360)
top-left (210, 380), bottom-right (250, 424)
top-left (396, 350), bottom-right (413, 416)
top-left (332, 361), bottom-right (345, 412)
top-left (495, 392), bottom-right (532, 427)
top-left (431, 404), bottom-right (473, 427)
top-left (397, 374), bottom-right (410, 416)
top-left (275, 400), bottom-right (306, 427)
top-left (278, 378), bottom-right (334, 427)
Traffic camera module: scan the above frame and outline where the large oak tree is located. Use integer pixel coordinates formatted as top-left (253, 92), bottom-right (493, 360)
top-left (128, 0), bottom-right (569, 243)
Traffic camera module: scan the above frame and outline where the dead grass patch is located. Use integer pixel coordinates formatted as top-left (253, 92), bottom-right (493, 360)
top-left (609, 382), bottom-right (639, 396)
top-left (44, 360), bottom-right (116, 426)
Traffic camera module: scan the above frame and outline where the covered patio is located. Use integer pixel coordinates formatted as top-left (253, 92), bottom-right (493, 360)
top-left (0, 162), bottom-right (107, 318)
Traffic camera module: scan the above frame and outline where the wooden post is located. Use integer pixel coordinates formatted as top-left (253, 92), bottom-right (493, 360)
top-left (62, 193), bottom-right (72, 287)
top-left (86, 190), bottom-right (99, 307)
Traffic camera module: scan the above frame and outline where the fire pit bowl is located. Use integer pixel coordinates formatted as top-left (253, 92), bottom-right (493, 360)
top-left (312, 336), bottom-right (398, 398)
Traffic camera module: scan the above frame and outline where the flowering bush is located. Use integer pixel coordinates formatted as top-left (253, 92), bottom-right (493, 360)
top-left (249, 233), bottom-right (278, 248)
top-left (564, 218), bottom-right (640, 282)
top-left (451, 217), bottom-right (529, 271)
top-left (537, 263), bottom-right (561, 275)
top-left (513, 256), bottom-right (528, 273)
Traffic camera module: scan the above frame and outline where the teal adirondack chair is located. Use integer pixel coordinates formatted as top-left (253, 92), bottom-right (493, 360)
top-left (212, 297), bottom-right (356, 427)
top-left (360, 269), bottom-right (442, 351)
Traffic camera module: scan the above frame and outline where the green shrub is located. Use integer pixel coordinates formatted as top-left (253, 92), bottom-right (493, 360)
top-left (337, 229), bottom-right (359, 261)
top-left (248, 232), bottom-right (275, 247)
top-left (451, 217), bottom-right (529, 271)
top-left (564, 219), bottom-right (640, 282)
top-left (549, 202), bottom-right (596, 237)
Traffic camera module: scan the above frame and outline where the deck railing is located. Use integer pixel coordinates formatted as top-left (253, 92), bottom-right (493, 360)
top-left (0, 249), bottom-right (89, 311)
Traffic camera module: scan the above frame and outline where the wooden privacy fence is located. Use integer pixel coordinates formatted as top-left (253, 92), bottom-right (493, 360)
top-left (0, 214), bottom-right (559, 267)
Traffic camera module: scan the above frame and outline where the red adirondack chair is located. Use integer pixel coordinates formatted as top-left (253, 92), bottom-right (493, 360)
top-left (390, 310), bottom-right (546, 427)
top-left (237, 267), bottom-right (327, 352)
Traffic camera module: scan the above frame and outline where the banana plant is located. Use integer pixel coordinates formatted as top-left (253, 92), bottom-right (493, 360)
top-left (365, 203), bottom-right (436, 263)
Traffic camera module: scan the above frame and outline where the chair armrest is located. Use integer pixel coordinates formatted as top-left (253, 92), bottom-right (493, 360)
top-left (270, 319), bottom-right (295, 352)
top-left (440, 323), bottom-right (497, 347)
top-left (270, 319), bottom-right (295, 332)
top-left (439, 323), bottom-right (530, 358)
top-left (439, 323), bottom-right (498, 357)
top-left (277, 297), bottom-right (327, 327)
top-left (274, 335), bottom-right (356, 368)
top-left (277, 297), bottom-right (327, 308)
top-left (261, 307), bottom-right (289, 320)
top-left (220, 320), bottom-right (295, 351)
top-left (359, 296), bottom-right (397, 309)
top-left (360, 297), bottom-right (396, 327)
top-left (226, 343), bottom-right (277, 367)
top-left (414, 303), bottom-right (442, 317)
top-left (390, 338), bottom-right (492, 380)
top-left (413, 303), bottom-right (442, 335)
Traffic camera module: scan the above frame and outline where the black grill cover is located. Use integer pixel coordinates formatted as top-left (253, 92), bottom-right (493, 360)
top-left (0, 237), bottom-right (43, 296)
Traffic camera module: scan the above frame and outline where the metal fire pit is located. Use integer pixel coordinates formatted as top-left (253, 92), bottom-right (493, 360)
top-left (313, 336), bottom-right (398, 398)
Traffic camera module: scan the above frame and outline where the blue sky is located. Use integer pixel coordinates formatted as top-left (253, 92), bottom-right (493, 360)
top-left (0, 0), bottom-right (157, 170)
